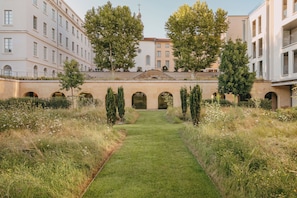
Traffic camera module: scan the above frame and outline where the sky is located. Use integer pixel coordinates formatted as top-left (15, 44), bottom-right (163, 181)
top-left (64, 0), bottom-right (263, 38)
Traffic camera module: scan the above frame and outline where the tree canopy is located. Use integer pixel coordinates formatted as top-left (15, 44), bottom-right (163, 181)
top-left (58, 59), bottom-right (85, 107)
top-left (84, 1), bottom-right (143, 72)
top-left (165, 1), bottom-right (228, 72)
top-left (218, 39), bottom-right (256, 99)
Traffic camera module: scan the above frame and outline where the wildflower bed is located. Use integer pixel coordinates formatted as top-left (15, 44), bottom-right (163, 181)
top-left (180, 104), bottom-right (297, 197)
top-left (0, 104), bottom-right (127, 197)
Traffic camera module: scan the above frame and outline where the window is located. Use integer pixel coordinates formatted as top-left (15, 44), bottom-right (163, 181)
top-left (157, 60), bottom-right (161, 68)
top-left (258, 38), bottom-right (263, 57)
top-left (52, 28), bottom-right (55, 40)
top-left (44, 68), bottom-right (47, 77)
top-left (165, 43), bottom-right (170, 48)
top-left (52, 9), bottom-right (55, 21)
top-left (81, 47), bottom-right (83, 57)
top-left (157, 43), bottom-right (161, 48)
top-left (52, 50), bottom-right (56, 63)
top-left (259, 61), bottom-right (263, 77)
top-left (165, 51), bottom-right (170, 57)
top-left (252, 63), bottom-right (255, 72)
top-left (43, 46), bottom-right (47, 60)
top-left (252, 42), bottom-right (256, 58)
top-left (165, 60), bottom-right (170, 67)
top-left (3, 65), bottom-right (12, 76)
top-left (59, 33), bottom-right (62, 45)
top-left (4, 38), bottom-right (12, 53)
top-left (33, 16), bottom-right (37, 30)
top-left (33, 0), bottom-right (37, 6)
top-left (72, 42), bottom-right (74, 51)
top-left (283, 52), bottom-right (289, 75)
top-left (43, 2), bottom-right (47, 14)
top-left (146, 55), bottom-right (150, 65)
top-left (258, 16), bottom-right (262, 34)
top-left (59, 54), bottom-right (62, 65)
top-left (52, 70), bottom-right (56, 78)
top-left (294, 50), bottom-right (297, 73)
top-left (66, 20), bottom-right (68, 30)
top-left (59, 15), bottom-right (62, 26)
top-left (33, 42), bottom-right (38, 56)
top-left (34, 65), bottom-right (38, 78)
top-left (157, 51), bottom-right (161, 57)
top-left (43, 23), bottom-right (47, 36)
top-left (283, 26), bottom-right (297, 47)
top-left (77, 30), bottom-right (79, 39)
top-left (72, 26), bottom-right (75, 35)
top-left (4, 10), bottom-right (12, 25)
top-left (66, 37), bottom-right (69, 48)
top-left (294, 0), bottom-right (297, 12)
top-left (283, 0), bottom-right (288, 19)
top-left (252, 20), bottom-right (256, 37)
top-left (76, 45), bottom-right (79, 54)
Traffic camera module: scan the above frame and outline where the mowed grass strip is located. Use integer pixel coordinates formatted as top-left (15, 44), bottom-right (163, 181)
top-left (83, 111), bottom-right (220, 198)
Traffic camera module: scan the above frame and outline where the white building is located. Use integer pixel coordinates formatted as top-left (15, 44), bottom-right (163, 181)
top-left (0, 0), bottom-right (94, 78)
top-left (133, 38), bottom-right (156, 72)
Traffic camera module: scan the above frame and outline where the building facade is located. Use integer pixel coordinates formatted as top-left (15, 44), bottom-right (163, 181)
top-left (0, 0), bottom-right (94, 78)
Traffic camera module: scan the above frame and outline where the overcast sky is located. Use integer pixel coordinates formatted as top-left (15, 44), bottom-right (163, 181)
top-left (64, 0), bottom-right (264, 38)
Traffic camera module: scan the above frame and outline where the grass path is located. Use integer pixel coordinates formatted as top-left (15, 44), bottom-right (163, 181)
top-left (83, 111), bottom-right (220, 198)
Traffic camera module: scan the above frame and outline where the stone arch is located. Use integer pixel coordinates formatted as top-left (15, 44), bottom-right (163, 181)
top-left (52, 92), bottom-right (65, 97)
top-left (158, 92), bottom-right (173, 109)
top-left (3, 65), bottom-right (12, 76)
top-left (24, 92), bottom-right (38, 98)
top-left (132, 92), bottom-right (147, 109)
top-left (265, 92), bottom-right (278, 110)
top-left (212, 92), bottom-right (226, 100)
top-left (239, 93), bottom-right (252, 102)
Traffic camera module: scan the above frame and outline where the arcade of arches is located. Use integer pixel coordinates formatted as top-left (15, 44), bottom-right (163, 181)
top-left (0, 77), bottom-right (291, 110)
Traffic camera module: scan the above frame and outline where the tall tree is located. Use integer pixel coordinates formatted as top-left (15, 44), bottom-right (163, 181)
top-left (165, 1), bottom-right (228, 75)
top-left (218, 39), bottom-right (256, 103)
top-left (105, 87), bottom-right (117, 125)
top-left (180, 87), bottom-right (188, 120)
top-left (117, 86), bottom-right (125, 122)
top-left (190, 85), bottom-right (202, 126)
top-left (58, 59), bottom-right (85, 107)
top-left (84, 1), bottom-right (143, 74)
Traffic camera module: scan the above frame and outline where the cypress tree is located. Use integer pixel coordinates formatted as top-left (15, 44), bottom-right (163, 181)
top-left (190, 85), bottom-right (202, 126)
top-left (180, 87), bottom-right (188, 120)
top-left (117, 86), bottom-right (125, 122)
top-left (105, 87), bottom-right (116, 125)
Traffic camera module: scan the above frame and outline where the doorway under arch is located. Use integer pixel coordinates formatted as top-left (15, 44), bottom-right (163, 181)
top-left (24, 92), bottom-right (38, 98)
top-left (52, 92), bottom-right (65, 97)
top-left (132, 92), bottom-right (147, 109)
top-left (265, 92), bottom-right (278, 110)
top-left (158, 92), bottom-right (173, 109)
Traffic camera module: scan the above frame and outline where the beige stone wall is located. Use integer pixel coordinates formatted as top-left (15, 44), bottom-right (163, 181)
top-left (0, 78), bottom-right (292, 109)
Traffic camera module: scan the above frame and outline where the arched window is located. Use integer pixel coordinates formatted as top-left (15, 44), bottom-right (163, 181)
top-left (52, 70), bottom-right (56, 77)
top-left (3, 65), bottom-right (12, 76)
top-left (43, 68), bottom-right (47, 77)
top-left (33, 65), bottom-right (38, 78)
top-left (146, 55), bottom-right (150, 66)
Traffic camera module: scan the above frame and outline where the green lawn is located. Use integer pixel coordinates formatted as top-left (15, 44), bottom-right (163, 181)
top-left (83, 111), bottom-right (220, 198)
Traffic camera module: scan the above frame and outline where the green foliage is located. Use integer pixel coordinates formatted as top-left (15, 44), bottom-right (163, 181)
top-left (105, 87), bottom-right (117, 125)
top-left (218, 39), bottom-right (256, 98)
top-left (0, 97), bottom-right (71, 110)
top-left (58, 59), bottom-right (85, 106)
top-left (84, 1), bottom-right (143, 72)
top-left (165, 1), bottom-right (228, 72)
top-left (190, 85), bottom-right (202, 125)
top-left (180, 87), bottom-right (188, 120)
top-left (117, 86), bottom-right (125, 122)
top-left (203, 98), bottom-right (233, 107)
